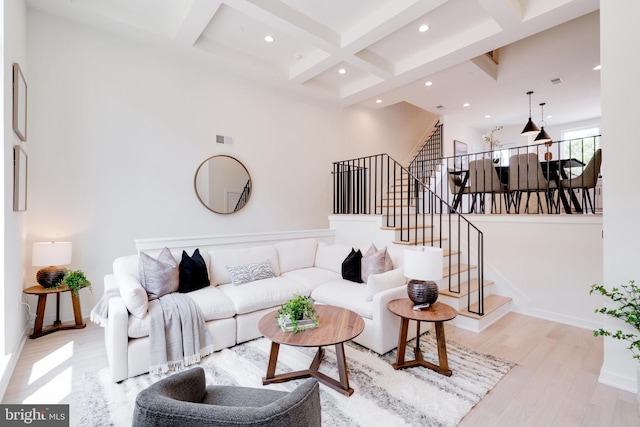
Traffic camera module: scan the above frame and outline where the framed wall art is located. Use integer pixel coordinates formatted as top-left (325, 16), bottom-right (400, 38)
top-left (453, 140), bottom-right (468, 170)
top-left (13, 145), bottom-right (28, 211)
top-left (13, 63), bottom-right (27, 142)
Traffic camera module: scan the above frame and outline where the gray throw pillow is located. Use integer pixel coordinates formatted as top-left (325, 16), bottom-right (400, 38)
top-left (139, 247), bottom-right (179, 299)
top-left (361, 244), bottom-right (393, 283)
top-left (226, 260), bottom-right (276, 285)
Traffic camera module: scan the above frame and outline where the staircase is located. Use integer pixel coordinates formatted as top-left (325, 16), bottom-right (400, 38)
top-left (333, 123), bottom-right (511, 333)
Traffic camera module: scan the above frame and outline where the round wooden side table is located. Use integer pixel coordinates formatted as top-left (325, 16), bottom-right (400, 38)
top-left (23, 284), bottom-right (88, 339)
top-left (387, 299), bottom-right (457, 376)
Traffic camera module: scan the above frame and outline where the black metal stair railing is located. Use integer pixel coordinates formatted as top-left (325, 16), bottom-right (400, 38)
top-left (234, 180), bottom-right (251, 212)
top-left (332, 153), bottom-right (485, 316)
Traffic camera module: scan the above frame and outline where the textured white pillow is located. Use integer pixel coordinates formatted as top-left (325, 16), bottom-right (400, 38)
top-left (208, 245), bottom-right (280, 285)
top-left (138, 247), bottom-right (179, 299)
top-left (226, 260), bottom-right (276, 285)
top-left (361, 244), bottom-right (393, 283)
top-left (366, 268), bottom-right (406, 301)
top-left (118, 273), bottom-right (148, 318)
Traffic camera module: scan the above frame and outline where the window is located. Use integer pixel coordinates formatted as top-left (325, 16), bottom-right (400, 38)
top-left (561, 126), bottom-right (600, 175)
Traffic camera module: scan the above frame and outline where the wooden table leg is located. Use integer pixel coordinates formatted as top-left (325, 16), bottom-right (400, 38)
top-left (334, 343), bottom-right (350, 393)
top-left (71, 292), bottom-right (84, 326)
top-left (393, 317), bottom-right (410, 368)
top-left (264, 341), bottom-right (280, 380)
top-left (434, 321), bottom-right (450, 373)
top-left (30, 295), bottom-right (47, 339)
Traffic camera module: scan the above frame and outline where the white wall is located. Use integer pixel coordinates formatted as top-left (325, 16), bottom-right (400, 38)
top-left (23, 11), bottom-right (432, 318)
top-left (442, 116), bottom-right (482, 155)
top-left (599, 0), bottom-right (640, 393)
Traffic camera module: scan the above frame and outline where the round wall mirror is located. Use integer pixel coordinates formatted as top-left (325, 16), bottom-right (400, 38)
top-left (194, 155), bottom-right (252, 214)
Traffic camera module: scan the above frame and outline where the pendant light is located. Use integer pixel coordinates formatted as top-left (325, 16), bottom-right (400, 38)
top-left (521, 91), bottom-right (540, 136)
top-left (534, 102), bottom-right (552, 144)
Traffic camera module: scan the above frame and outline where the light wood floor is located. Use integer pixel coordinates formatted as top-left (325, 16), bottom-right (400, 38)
top-left (3, 312), bottom-right (638, 426)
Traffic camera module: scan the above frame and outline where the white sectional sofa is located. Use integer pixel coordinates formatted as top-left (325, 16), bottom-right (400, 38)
top-left (103, 238), bottom-right (411, 382)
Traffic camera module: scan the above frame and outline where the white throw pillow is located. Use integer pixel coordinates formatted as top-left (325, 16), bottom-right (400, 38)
top-left (274, 238), bottom-right (318, 273)
top-left (314, 242), bottom-right (353, 274)
top-left (118, 273), bottom-right (149, 318)
top-left (366, 268), bottom-right (406, 301)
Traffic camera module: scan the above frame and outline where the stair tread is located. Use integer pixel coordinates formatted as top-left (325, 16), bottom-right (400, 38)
top-left (438, 278), bottom-right (494, 298)
top-left (457, 295), bottom-right (512, 319)
top-left (392, 237), bottom-right (447, 245)
top-left (380, 225), bottom-right (433, 231)
top-left (443, 263), bottom-right (475, 277)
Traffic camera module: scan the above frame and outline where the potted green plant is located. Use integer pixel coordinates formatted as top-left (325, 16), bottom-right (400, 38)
top-left (590, 281), bottom-right (640, 360)
top-left (276, 294), bottom-right (319, 333)
top-left (58, 269), bottom-right (92, 296)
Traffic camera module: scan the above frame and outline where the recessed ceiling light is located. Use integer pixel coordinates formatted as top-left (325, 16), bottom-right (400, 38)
top-left (547, 115), bottom-right (553, 119)
top-left (593, 65), bottom-right (601, 71)
top-left (485, 115), bottom-right (491, 119)
top-left (424, 81), bottom-right (433, 87)
top-left (419, 24), bottom-right (430, 32)
top-left (264, 35), bottom-right (274, 43)
top-left (463, 103), bottom-right (470, 107)
top-left (338, 68), bottom-right (347, 75)
top-left (376, 99), bottom-right (382, 104)
top-left (294, 53), bottom-right (303, 60)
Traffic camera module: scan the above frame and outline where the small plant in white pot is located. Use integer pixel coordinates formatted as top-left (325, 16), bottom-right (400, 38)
top-left (276, 295), bottom-right (319, 333)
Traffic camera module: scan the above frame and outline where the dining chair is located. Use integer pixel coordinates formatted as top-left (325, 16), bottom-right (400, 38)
top-left (559, 148), bottom-right (602, 213)
top-left (468, 158), bottom-right (511, 213)
top-left (508, 153), bottom-right (558, 213)
top-left (447, 170), bottom-right (471, 212)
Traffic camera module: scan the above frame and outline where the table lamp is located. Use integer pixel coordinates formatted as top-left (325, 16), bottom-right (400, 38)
top-left (404, 246), bottom-right (443, 309)
top-left (32, 241), bottom-right (72, 287)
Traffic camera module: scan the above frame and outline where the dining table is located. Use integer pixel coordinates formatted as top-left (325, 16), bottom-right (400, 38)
top-left (450, 158), bottom-right (585, 214)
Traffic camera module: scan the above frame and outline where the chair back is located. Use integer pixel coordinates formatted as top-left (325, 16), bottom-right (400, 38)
top-left (447, 171), bottom-right (465, 194)
top-left (508, 153), bottom-right (552, 191)
top-left (469, 159), bottom-right (505, 193)
top-left (578, 148), bottom-right (602, 188)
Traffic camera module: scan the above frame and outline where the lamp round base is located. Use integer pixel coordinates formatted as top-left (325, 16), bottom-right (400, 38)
top-left (36, 266), bottom-right (65, 288)
top-left (407, 280), bottom-right (439, 306)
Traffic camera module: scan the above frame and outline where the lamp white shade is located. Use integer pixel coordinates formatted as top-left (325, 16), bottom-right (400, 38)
top-left (404, 246), bottom-right (443, 281)
top-left (32, 241), bottom-right (72, 267)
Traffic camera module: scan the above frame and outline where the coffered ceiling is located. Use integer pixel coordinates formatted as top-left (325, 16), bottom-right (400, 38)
top-left (26, 0), bottom-right (601, 130)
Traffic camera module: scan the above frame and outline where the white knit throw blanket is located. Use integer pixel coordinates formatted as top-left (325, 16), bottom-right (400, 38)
top-left (148, 293), bottom-right (214, 375)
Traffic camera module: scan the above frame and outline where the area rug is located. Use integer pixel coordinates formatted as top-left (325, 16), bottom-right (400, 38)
top-left (78, 334), bottom-right (513, 426)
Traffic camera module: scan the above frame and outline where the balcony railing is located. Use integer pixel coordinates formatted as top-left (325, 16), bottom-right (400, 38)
top-left (434, 136), bottom-right (601, 215)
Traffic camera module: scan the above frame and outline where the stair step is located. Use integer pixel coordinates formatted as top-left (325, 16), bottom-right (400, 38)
top-left (392, 237), bottom-right (447, 245)
top-left (443, 263), bottom-right (475, 277)
top-left (380, 224), bottom-right (433, 231)
top-left (458, 295), bottom-right (512, 320)
top-left (438, 278), bottom-right (494, 298)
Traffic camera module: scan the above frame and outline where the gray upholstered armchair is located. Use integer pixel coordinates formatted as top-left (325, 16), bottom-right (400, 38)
top-left (132, 367), bottom-right (321, 427)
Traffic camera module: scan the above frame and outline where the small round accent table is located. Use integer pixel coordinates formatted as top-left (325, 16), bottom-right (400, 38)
top-left (23, 284), bottom-right (88, 339)
top-left (258, 304), bottom-right (364, 396)
top-left (387, 299), bottom-right (457, 376)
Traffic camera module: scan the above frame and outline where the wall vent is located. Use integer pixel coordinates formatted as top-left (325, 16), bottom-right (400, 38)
top-left (216, 135), bottom-right (234, 145)
top-left (551, 77), bottom-right (563, 85)
top-left (436, 105), bottom-right (445, 110)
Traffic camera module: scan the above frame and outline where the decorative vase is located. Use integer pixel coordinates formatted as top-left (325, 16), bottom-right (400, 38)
top-left (407, 280), bottom-right (439, 306)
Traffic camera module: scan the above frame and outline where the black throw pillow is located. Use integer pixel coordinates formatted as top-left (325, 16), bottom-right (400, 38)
top-left (342, 248), bottom-right (363, 283)
top-left (178, 249), bottom-right (210, 293)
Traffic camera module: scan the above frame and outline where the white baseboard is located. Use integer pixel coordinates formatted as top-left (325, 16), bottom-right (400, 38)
top-left (598, 367), bottom-right (638, 394)
top-left (0, 324), bottom-right (29, 401)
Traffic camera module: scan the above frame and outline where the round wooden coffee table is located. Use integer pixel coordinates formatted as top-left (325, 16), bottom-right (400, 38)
top-left (387, 299), bottom-right (457, 376)
top-left (258, 304), bottom-right (364, 396)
